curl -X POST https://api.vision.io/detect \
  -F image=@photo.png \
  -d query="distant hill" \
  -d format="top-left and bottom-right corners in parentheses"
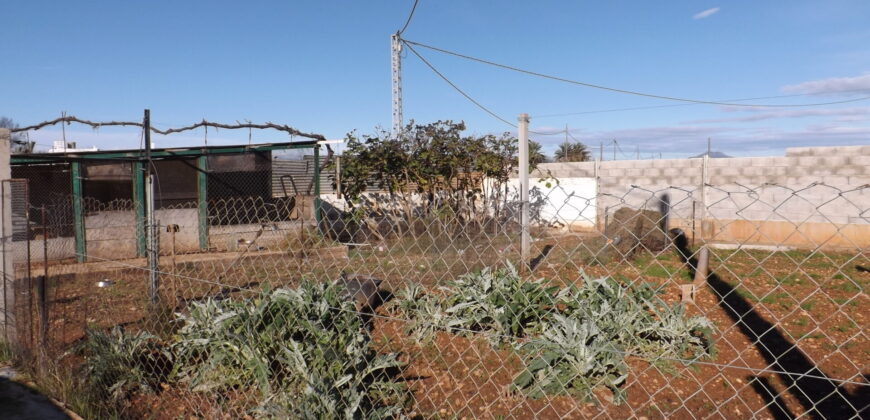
top-left (690, 151), bottom-right (732, 158)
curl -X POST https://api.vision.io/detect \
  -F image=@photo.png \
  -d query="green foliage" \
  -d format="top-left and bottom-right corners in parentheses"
top-left (438, 263), bottom-right (559, 344)
top-left (391, 263), bottom-right (559, 344)
top-left (392, 282), bottom-right (445, 343)
top-left (172, 281), bottom-right (408, 418)
top-left (337, 121), bottom-right (539, 202)
top-left (556, 277), bottom-right (715, 360)
top-left (391, 264), bottom-right (715, 405)
top-left (513, 315), bottom-right (629, 403)
top-left (553, 141), bottom-right (591, 162)
top-left (0, 340), bottom-right (14, 364)
top-left (528, 140), bottom-right (548, 165)
top-left (80, 281), bottom-right (408, 418)
top-left (333, 121), bottom-right (544, 233)
top-left (78, 327), bottom-right (172, 402)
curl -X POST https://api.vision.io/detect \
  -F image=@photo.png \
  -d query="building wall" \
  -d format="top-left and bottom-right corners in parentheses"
top-left (528, 145), bottom-right (870, 249)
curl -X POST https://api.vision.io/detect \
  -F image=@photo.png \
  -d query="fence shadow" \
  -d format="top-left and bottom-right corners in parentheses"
top-left (670, 228), bottom-right (867, 419)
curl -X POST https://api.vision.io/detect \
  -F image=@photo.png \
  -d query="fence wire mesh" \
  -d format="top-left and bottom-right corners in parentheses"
top-left (4, 160), bottom-right (868, 419)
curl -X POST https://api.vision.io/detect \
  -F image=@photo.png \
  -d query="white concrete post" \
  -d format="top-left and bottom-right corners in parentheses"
top-left (518, 114), bottom-right (530, 266)
top-left (700, 152), bottom-right (709, 239)
top-left (0, 129), bottom-right (14, 344)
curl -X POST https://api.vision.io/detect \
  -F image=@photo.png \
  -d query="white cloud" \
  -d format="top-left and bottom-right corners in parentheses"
top-left (524, 121), bottom-right (870, 157)
top-left (692, 7), bottom-right (720, 20)
top-left (686, 107), bottom-right (870, 124)
top-left (781, 73), bottom-right (870, 96)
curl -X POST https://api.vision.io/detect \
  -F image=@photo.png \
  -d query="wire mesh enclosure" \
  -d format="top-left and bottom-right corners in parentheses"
top-left (2, 142), bottom-right (868, 419)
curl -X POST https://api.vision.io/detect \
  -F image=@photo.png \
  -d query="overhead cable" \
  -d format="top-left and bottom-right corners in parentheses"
top-left (402, 38), bottom-right (870, 108)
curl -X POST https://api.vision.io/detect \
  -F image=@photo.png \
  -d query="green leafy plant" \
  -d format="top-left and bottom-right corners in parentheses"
top-left (391, 264), bottom-right (715, 405)
top-left (333, 121), bottom-right (545, 237)
top-left (438, 263), bottom-right (559, 344)
top-left (172, 281), bottom-right (408, 418)
top-left (392, 281), bottom-right (445, 343)
top-left (513, 315), bottom-right (629, 403)
top-left (78, 327), bottom-right (172, 402)
top-left (557, 277), bottom-right (714, 360)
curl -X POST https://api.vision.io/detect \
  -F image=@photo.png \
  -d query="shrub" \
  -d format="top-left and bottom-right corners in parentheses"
top-left (437, 263), bottom-right (558, 344)
top-left (172, 281), bottom-right (408, 418)
top-left (80, 281), bottom-right (408, 418)
top-left (512, 315), bottom-right (629, 403)
top-left (391, 264), bottom-right (559, 345)
top-left (392, 264), bottom-right (715, 405)
top-left (556, 277), bottom-right (714, 360)
top-left (512, 276), bottom-right (715, 403)
top-left (78, 327), bottom-right (172, 402)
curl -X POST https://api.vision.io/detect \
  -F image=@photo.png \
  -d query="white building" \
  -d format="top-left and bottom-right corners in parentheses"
top-left (47, 141), bottom-right (99, 153)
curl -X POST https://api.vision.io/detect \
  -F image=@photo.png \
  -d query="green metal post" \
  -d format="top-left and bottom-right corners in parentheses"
top-left (133, 161), bottom-right (146, 257)
top-left (70, 162), bottom-right (86, 262)
top-left (197, 155), bottom-right (208, 250)
top-left (313, 145), bottom-right (322, 227)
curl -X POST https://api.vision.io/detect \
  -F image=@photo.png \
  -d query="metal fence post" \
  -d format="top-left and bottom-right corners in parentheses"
top-left (133, 160), bottom-right (146, 257)
top-left (70, 161), bottom-right (86, 262)
top-left (313, 144), bottom-right (322, 227)
top-left (197, 155), bottom-right (209, 250)
top-left (38, 205), bottom-right (47, 368)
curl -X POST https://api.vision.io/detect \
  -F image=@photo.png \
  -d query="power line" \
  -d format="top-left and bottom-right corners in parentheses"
top-left (401, 38), bottom-right (870, 108)
top-left (398, 0), bottom-right (420, 35)
top-left (404, 41), bottom-right (567, 136)
top-left (532, 90), bottom-right (870, 118)
top-left (403, 41), bottom-right (516, 127)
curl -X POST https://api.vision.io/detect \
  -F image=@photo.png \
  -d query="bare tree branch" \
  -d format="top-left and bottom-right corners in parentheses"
top-left (12, 116), bottom-right (144, 132)
top-left (156, 119), bottom-right (325, 140)
top-left (11, 115), bottom-right (326, 141)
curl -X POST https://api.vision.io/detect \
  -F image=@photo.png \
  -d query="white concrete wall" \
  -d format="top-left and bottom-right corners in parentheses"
top-left (506, 177), bottom-right (598, 230)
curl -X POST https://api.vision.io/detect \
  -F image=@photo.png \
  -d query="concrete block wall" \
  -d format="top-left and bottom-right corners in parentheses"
top-left (528, 144), bottom-right (870, 248)
top-left (535, 158), bottom-right (704, 230)
top-left (82, 208), bottom-right (202, 260)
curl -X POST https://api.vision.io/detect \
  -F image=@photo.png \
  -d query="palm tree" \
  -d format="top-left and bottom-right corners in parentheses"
top-left (529, 140), bottom-right (548, 166)
top-left (554, 141), bottom-right (591, 162)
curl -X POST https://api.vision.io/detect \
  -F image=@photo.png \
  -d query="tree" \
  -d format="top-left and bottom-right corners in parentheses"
top-left (332, 121), bottom-right (542, 235)
top-left (528, 140), bottom-right (548, 166)
top-left (0, 117), bottom-right (35, 153)
top-left (554, 141), bottom-right (591, 162)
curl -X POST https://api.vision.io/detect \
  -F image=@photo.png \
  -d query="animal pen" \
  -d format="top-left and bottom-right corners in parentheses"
top-left (0, 124), bottom-right (868, 419)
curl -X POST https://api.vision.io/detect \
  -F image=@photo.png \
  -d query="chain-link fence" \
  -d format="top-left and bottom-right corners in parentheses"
top-left (3, 161), bottom-right (868, 418)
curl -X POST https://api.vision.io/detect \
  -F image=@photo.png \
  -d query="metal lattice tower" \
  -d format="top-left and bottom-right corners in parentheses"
top-left (391, 33), bottom-right (403, 136)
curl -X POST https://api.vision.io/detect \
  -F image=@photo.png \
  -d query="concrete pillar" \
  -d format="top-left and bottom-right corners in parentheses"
top-left (518, 114), bottom-right (530, 265)
top-left (0, 129), bottom-right (15, 344)
top-left (700, 154), bottom-right (711, 239)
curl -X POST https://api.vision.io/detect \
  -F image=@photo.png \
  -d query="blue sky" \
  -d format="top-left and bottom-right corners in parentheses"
top-left (1, 1), bottom-right (868, 158)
